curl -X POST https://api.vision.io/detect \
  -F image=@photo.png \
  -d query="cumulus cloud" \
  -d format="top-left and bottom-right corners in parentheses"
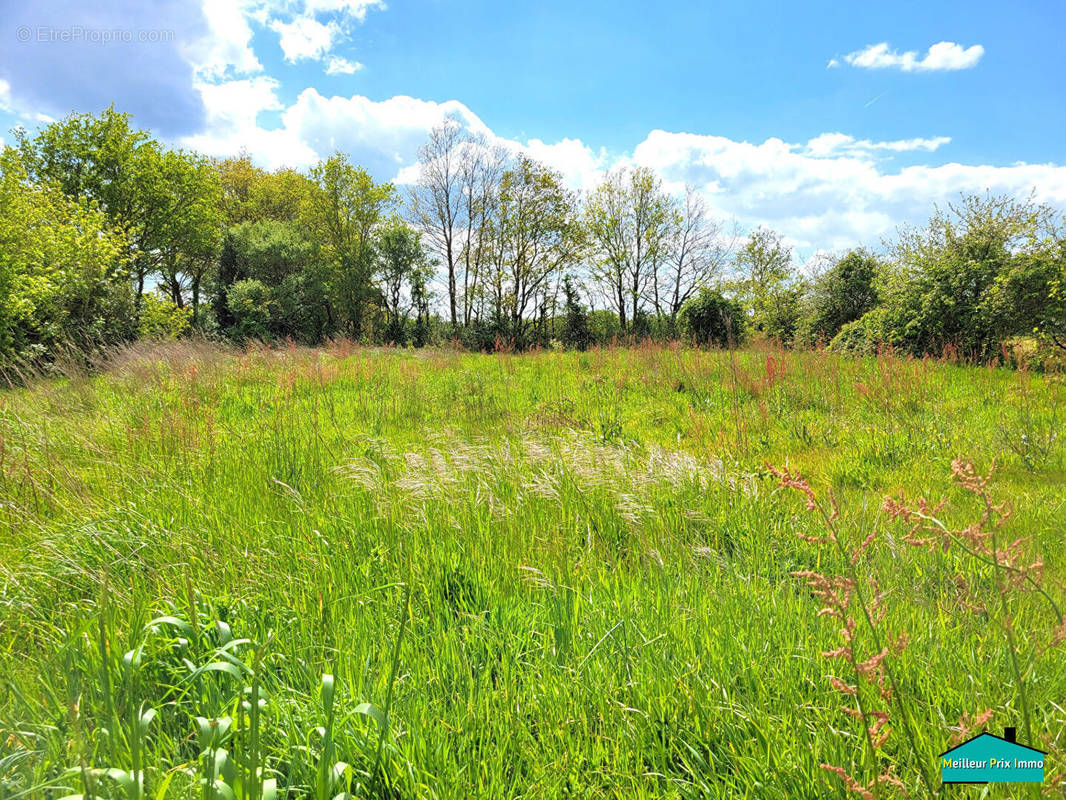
top-left (187, 0), bottom-right (263, 79)
top-left (633, 130), bottom-right (1066, 249)
top-left (833, 41), bottom-right (985, 72)
top-left (325, 56), bottom-right (363, 74)
top-left (182, 89), bottom-right (490, 173)
top-left (271, 16), bottom-right (339, 62)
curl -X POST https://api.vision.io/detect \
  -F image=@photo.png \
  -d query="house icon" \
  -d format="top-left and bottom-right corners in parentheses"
top-left (940, 728), bottom-right (1046, 784)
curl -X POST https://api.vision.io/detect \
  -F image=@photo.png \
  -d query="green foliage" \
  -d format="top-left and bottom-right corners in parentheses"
top-left (585, 166), bottom-right (673, 330)
top-left (732, 227), bottom-right (804, 343)
top-left (679, 287), bottom-right (747, 347)
top-left (137, 294), bottom-right (193, 341)
top-left (375, 219), bottom-right (430, 345)
top-left (0, 145), bottom-right (134, 362)
top-left (560, 274), bottom-right (590, 350)
top-left (835, 194), bottom-right (1062, 359)
top-left (304, 153), bottom-right (396, 339)
top-left (797, 250), bottom-right (880, 346)
top-left (227, 279), bottom-right (275, 341)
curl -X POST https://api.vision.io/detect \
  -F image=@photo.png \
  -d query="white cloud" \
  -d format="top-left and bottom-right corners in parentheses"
top-left (271, 16), bottom-right (340, 62)
top-left (835, 41), bottom-right (984, 72)
top-left (325, 56), bottom-right (363, 74)
top-left (187, 0), bottom-right (263, 79)
top-left (804, 132), bottom-right (951, 157)
top-left (0, 78), bottom-right (11, 112)
top-left (515, 138), bottom-right (609, 191)
top-left (633, 130), bottom-right (1066, 249)
top-left (177, 78), bottom-right (1066, 253)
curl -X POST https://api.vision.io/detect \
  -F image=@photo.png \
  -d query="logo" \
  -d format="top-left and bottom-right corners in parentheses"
top-left (940, 728), bottom-right (1045, 785)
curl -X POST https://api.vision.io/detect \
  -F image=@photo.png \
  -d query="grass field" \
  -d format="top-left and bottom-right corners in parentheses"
top-left (1, 341), bottom-right (1064, 798)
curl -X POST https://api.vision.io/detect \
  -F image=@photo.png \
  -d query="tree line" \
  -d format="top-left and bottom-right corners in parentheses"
top-left (1, 108), bottom-right (1064, 368)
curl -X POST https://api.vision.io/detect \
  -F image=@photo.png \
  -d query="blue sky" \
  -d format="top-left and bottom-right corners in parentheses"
top-left (1, 0), bottom-right (1064, 253)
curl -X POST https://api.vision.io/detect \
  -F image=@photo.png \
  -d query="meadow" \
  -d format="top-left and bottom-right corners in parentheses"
top-left (0, 342), bottom-right (1064, 798)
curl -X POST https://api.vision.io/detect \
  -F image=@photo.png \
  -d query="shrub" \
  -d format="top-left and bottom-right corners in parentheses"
top-left (227, 279), bottom-right (274, 341)
top-left (138, 294), bottom-right (192, 340)
top-left (679, 288), bottom-right (746, 347)
top-left (559, 275), bottom-right (590, 350)
top-left (798, 250), bottom-right (880, 347)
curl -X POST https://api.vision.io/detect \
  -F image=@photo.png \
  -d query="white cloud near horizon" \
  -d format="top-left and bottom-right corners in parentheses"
top-left (831, 41), bottom-right (985, 72)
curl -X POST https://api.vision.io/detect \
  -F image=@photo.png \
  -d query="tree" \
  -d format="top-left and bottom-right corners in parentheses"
top-left (375, 219), bottom-right (430, 344)
top-left (153, 149), bottom-right (223, 323)
top-left (410, 121), bottom-right (465, 327)
top-left (797, 249), bottom-right (880, 346)
top-left (16, 108), bottom-right (174, 299)
top-left (484, 156), bottom-right (582, 346)
top-left (585, 166), bottom-right (673, 330)
top-left (836, 194), bottom-right (1057, 359)
top-left (560, 274), bottom-right (590, 350)
top-left (227, 279), bottom-right (274, 341)
top-left (457, 135), bottom-right (508, 327)
top-left (657, 187), bottom-right (736, 321)
top-left (733, 227), bottom-right (804, 342)
top-left (0, 146), bottom-right (134, 361)
top-left (304, 153), bottom-right (396, 338)
top-left (213, 231), bottom-right (241, 334)
top-left (215, 154), bottom-right (313, 226)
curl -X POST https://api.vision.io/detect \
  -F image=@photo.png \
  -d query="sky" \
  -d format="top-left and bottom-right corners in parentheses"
top-left (1, 0), bottom-right (1065, 255)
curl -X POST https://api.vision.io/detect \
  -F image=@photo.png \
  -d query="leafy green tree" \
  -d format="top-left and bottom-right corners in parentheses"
top-left (484, 156), bottom-right (582, 346)
top-left (153, 150), bottom-right (224, 323)
top-left (304, 154), bottom-right (396, 338)
top-left (227, 279), bottom-right (274, 341)
top-left (560, 274), bottom-right (590, 350)
top-left (834, 194), bottom-right (1059, 359)
top-left (797, 250), bottom-right (880, 346)
top-left (985, 236), bottom-right (1066, 353)
top-left (375, 219), bottom-right (430, 344)
top-left (16, 108), bottom-right (170, 299)
top-left (138, 293), bottom-right (192, 340)
top-left (218, 220), bottom-right (329, 343)
top-left (585, 166), bottom-right (673, 330)
top-left (0, 146), bottom-right (134, 362)
top-left (215, 154), bottom-right (313, 226)
top-left (212, 231), bottom-right (241, 334)
top-left (732, 227), bottom-right (804, 342)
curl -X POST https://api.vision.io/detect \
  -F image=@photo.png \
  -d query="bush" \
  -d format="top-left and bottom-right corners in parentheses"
top-left (138, 294), bottom-right (192, 340)
top-left (679, 288), bottom-right (747, 347)
top-left (559, 275), bottom-right (590, 351)
top-left (227, 279), bottom-right (274, 341)
top-left (798, 250), bottom-right (880, 347)
top-left (864, 194), bottom-right (1060, 360)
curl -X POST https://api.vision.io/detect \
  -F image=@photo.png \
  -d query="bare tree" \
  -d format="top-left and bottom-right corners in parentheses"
top-left (457, 134), bottom-right (510, 326)
top-left (409, 120), bottom-right (464, 327)
top-left (655, 187), bottom-right (738, 319)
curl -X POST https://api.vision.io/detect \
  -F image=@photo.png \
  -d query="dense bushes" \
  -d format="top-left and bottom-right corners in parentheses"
top-left (0, 148), bottom-right (136, 361)
top-left (679, 288), bottom-right (747, 347)
top-left (797, 250), bottom-right (879, 346)
top-left (828, 196), bottom-right (1065, 360)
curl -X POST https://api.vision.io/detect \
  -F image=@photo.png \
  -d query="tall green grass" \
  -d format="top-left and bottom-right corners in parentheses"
top-left (0, 341), bottom-right (1063, 797)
